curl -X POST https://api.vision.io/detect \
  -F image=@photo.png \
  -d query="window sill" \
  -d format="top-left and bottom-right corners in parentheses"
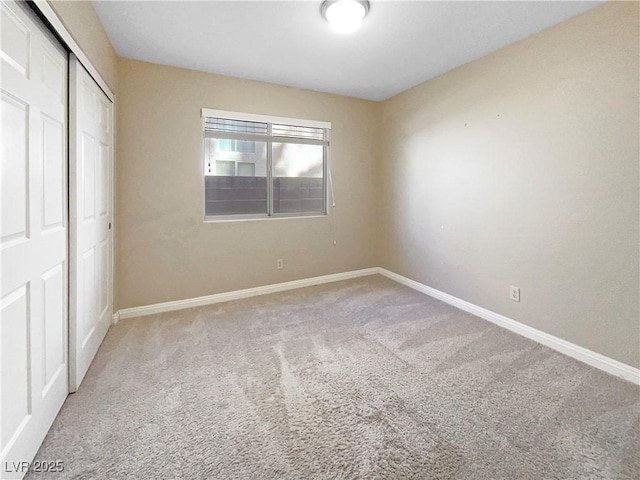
top-left (204, 213), bottom-right (328, 224)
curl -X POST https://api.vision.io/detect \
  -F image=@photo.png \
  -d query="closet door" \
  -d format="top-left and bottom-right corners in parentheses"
top-left (69, 55), bottom-right (113, 392)
top-left (0, 1), bottom-right (69, 477)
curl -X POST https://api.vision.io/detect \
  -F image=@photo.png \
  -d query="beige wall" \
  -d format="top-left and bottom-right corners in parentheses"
top-left (112, 3), bottom-right (638, 368)
top-left (379, 2), bottom-right (640, 368)
top-left (116, 58), bottom-right (379, 309)
top-left (48, 0), bottom-right (118, 92)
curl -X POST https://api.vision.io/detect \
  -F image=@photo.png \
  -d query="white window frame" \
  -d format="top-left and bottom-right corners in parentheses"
top-left (201, 108), bottom-right (332, 222)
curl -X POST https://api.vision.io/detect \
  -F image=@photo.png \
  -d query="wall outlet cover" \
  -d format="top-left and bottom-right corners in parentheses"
top-left (510, 286), bottom-right (520, 302)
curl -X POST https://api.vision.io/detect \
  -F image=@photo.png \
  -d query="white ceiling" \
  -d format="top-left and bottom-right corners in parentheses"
top-left (93, 1), bottom-right (603, 101)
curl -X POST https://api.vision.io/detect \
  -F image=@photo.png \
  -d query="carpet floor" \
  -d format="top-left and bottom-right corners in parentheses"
top-left (28, 275), bottom-right (639, 479)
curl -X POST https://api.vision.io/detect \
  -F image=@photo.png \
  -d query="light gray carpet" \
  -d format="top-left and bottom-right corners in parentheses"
top-left (29, 276), bottom-right (639, 479)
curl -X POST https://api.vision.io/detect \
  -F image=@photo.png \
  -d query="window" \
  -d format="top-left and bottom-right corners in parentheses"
top-left (216, 138), bottom-right (256, 154)
top-left (202, 109), bottom-right (331, 219)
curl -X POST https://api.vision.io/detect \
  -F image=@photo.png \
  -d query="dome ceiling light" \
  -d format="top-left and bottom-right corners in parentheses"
top-left (321, 0), bottom-right (370, 34)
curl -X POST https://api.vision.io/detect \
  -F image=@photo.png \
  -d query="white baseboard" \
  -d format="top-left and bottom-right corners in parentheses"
top-left (117, 268), bottom-right (379, 320)
top-left (377, 268), bottom-right (640, 385)
top-left (111, 311), bottom-right (120, 325)
top-left (112, 266), bottom-right (639, 385)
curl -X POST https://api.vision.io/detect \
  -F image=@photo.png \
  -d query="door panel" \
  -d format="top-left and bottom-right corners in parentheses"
top-left (0, 3), bottom-right (29, 75)
top-left (99, 143), bottom-right (109, 216)
top-left (81, 248), bottom-right (96, 346)
top-left (40, 45), bottom-right (65, 102)
top-left (0, 285), bottom-right (30, 450)
top-left (98, 239), bottom-right (109, 317)
top-left (0, 2), bottom-right (68, 478)
top-left (41, 115), bottom-right (65, 229)
top-left (0, 91), bottom-right (28, 243)
top-left (42, 262), bottom-right (65, 390)
top-left (69, 56), bottom-right (113, 392)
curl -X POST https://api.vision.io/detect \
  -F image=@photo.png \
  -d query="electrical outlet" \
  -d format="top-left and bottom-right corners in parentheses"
top-left (510, 286), bottom-right (520, 302)
top-left (277, 258), bottom-right (284, 270)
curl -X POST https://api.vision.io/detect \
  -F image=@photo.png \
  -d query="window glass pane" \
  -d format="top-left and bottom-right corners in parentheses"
top-left (216, 138), bottom-right (234, 152)
top-left (237, 162), bottom-right (256, 177)
top-left (215, 160), bottom-right (234, 176)
top-left (204, 138), bottom-right (268, 216)
top-left (272, 143), bottom-right (324, 214)
top-left (215, 139), bottom-right (256, 154)
top-left (237, 140), bottom-right (256, 154)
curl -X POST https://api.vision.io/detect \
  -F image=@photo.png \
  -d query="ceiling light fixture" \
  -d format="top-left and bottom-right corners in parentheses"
top-left (321, 0), bottom-right (370, 34)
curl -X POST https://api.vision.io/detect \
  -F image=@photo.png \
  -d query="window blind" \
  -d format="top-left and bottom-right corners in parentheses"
top-left (272, 124), bottom-right (325, 141)
top-left (202, 108), bottom-right (330, 145)
top-left (204, 117), bottom-right (268, 135)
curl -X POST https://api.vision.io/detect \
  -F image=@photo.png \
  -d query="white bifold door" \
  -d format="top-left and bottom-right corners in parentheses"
top-left (1, 1), bottom-right (69, 476)
top-left (69, 55), bottom-right (113, 392)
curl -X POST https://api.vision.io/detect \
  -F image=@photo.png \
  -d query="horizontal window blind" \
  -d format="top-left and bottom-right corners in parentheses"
top-left (202, 109), bottom-right (330, 145)
top-left (272, 124), bottom-right (325, 141)
top-left (204, 117), bottom-right (268, 135)
top-left (204, 119), bottom-right (329, 146)
top-left (202, 108), bottom-right (330, 129)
